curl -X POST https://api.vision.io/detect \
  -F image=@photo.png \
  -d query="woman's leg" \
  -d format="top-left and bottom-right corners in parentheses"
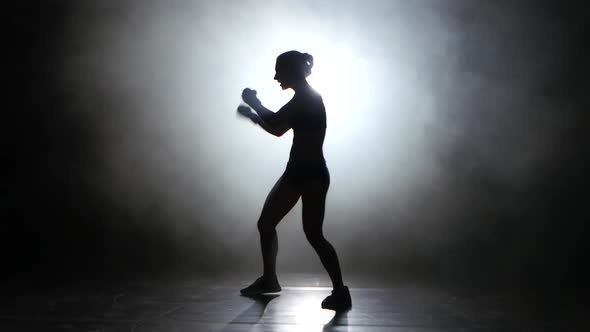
top-left (257, 174), bottom-right (300, 279)
top-left (301, 178), bottom-right (345, 290)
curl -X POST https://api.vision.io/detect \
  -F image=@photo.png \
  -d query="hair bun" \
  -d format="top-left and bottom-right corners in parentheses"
top-left (303, 53), bottom-right (314, 68)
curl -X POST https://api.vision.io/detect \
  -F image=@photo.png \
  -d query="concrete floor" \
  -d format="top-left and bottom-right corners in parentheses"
top-left (0, 273), bottom-right (586, 331)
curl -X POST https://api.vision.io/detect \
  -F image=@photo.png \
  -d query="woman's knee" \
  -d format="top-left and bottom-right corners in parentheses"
top-left (304, 228), bottom-right (325, 246)
top-left (257, 219), bottom-right (276, 234)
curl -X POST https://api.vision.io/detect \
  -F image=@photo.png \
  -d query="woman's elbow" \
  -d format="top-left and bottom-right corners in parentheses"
top-left (272, 127), bottom-right (289, 137)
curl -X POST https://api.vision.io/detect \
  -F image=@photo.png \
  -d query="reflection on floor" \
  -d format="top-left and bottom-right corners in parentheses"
top-left (0, 273), bottom-right (586, 331)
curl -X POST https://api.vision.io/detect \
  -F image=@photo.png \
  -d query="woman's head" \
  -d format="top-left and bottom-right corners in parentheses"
top-left (274, 51), bottom-right (313, 90)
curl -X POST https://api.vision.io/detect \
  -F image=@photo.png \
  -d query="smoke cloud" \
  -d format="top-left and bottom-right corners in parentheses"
top-left (8, 1), bottom-right (588, 286)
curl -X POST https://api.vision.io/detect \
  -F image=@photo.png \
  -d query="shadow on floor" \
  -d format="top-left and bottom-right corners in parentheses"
top-left (222, 293), bottom-right (350, 331)
top-left (323, 309), bottom-right (350, 332)
top-left (222, 294), bottom-right (280, 331)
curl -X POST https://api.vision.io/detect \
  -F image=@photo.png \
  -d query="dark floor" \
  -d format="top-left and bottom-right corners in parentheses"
top-left (0, 273), bottom-right (587, 331)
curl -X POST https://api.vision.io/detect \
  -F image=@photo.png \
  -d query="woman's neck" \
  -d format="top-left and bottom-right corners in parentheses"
top-left (292, 80), bottom-right (310, 93)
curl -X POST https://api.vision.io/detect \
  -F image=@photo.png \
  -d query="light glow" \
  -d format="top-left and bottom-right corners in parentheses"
top-left (246, 21), bottom-right (371, 144)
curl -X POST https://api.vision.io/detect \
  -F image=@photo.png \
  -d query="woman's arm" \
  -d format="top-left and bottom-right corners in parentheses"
top-left (240, 88), bottom-right (291, 136)
top-left (237, 105), bottom-right (289, 137)
top-left (248, 102), bottom-right (275, 122)
top-left (251, 112), bottom-right (290, 137)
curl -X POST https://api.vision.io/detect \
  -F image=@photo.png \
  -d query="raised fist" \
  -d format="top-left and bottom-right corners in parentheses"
top-left (241, 88), bottom-right (260, 107)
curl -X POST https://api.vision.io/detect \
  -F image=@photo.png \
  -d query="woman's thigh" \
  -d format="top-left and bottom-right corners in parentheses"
top-left (301, 178), bottom-right (329, 234)
top-left (258, 174), bottom-right (301, 229)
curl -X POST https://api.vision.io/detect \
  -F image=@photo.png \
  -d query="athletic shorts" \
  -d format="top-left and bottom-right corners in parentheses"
top-left (282, 164), bottom-right (330, 190)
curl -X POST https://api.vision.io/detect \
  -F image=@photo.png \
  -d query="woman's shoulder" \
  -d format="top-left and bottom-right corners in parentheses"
top-left (295, 88), bottom-right (324, 106)
top-left (306, 86), bottom-right (323, 100)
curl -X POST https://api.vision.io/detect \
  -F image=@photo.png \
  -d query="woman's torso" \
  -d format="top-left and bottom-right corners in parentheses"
top-left (283, 88), bottom-right (327, 170)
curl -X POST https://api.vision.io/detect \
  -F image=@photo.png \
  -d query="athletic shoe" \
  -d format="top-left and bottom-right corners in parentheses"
top-left (321, 286), bottom-right (352, 311)
top-left (240, 276), bottom-right (282, 296)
